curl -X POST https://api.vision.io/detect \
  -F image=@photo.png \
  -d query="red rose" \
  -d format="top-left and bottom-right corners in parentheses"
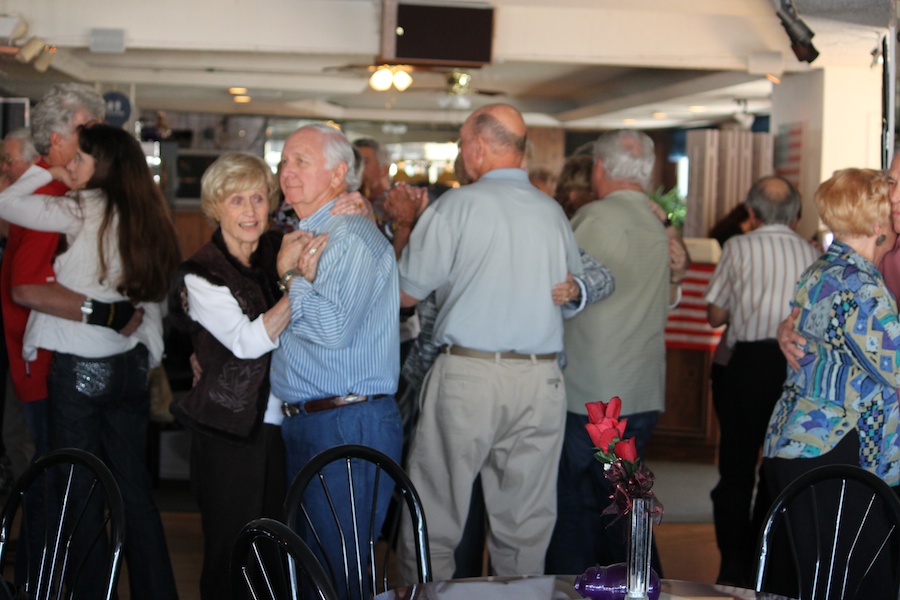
top-left (613, 438), bottom-right (638, 462)
top-left (585, 418), bottom-right (627, 449)
top-left (606, 396), bottom-right (622, 420)
top-left (585, 396), bottom-right (623, 424)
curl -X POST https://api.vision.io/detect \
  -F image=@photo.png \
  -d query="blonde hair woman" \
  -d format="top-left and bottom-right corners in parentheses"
top-left (169, 151), bottom-right (326, 600)
top-left (763, 168), bottom-right (900, 599)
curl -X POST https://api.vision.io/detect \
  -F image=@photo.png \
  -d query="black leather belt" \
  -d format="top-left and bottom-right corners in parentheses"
top-left (281, 394), bottom-right (387, 417)
top-left (441, 345), bottom-right (557, 362)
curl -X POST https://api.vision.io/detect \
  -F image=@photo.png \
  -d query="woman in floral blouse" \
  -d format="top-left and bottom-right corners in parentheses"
top-left (765, 168), bottom-right (900, 485)
top-left (763, 168), bottom-right (900, 598)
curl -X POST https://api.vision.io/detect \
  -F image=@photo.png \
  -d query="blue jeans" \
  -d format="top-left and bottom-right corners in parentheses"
top-left (545, 410), bottom-right (662, 576)
top-left (50, 345), bottom-right (178, 600)
top-left (282, 395), bottom-right (402, 600)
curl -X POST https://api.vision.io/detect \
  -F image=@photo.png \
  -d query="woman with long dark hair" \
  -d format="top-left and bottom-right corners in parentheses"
top-left (0, 123), bottom-right (180, 599)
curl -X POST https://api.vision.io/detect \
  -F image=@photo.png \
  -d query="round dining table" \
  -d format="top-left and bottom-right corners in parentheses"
top-left (374, 575), bottom-right (758, 600)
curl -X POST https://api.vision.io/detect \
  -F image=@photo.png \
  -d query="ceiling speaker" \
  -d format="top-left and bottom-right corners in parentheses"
top-left (90, 28), bottom-right (126, 54)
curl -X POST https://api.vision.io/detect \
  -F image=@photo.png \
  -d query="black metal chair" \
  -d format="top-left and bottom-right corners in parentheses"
top-left (231, 517), bottom-right (339, 600)
top-left (0, 448), bottom-right (125, 600)
top-left (755, 464), bottom-right (900, 600)
top-left (283, 444), bottom-right (431, 600)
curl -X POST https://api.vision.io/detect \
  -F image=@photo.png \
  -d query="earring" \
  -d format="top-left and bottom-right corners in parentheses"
top-left (876, 234), bottom-right (887, 246)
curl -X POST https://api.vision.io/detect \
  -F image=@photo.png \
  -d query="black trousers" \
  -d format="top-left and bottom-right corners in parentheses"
top-left (710, 340), bottom-right (784, 585)
top-left (762, 432), bottom-right (900, 599)
top-left (191, 423), bottom-right (286, 600)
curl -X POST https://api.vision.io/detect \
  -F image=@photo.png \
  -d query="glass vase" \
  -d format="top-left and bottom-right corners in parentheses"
top-left (626, 497), bottom-right (652, 600)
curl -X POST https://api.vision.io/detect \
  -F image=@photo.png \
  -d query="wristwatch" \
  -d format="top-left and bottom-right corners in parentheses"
top-left (80, 298), bottom-right (94, 323)
top-left (278, 269), bottom-right (302, 292)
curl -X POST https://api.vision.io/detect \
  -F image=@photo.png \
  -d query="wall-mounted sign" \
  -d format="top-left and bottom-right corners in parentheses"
top-left (103, 91), bottom-right (131, 127)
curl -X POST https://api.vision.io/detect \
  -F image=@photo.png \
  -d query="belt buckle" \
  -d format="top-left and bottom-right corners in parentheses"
top-left (342, 394), bottom-right (365, 404)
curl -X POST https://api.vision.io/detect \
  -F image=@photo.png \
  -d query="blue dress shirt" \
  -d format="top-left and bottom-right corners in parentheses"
top-left (270, 199), bottom-right (400, 403)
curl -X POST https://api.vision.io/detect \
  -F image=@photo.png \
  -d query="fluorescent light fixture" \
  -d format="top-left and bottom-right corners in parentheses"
top-left (229, 87), bottom-right (248, 95)
top-left (233, 95), bottom-right (251, 103)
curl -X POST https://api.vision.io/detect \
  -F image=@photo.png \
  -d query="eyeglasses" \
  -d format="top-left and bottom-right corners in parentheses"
top-left (0, 155), bottom-right (23, 166)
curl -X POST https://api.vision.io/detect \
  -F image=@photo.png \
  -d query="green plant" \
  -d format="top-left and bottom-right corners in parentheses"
top-left (649, 185), bottom-right (686, 230)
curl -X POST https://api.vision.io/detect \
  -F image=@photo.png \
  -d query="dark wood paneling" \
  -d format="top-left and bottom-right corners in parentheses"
top-left (646, 348), bottom-right (719, 464)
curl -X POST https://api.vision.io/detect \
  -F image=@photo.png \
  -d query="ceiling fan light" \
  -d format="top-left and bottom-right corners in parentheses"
top-left (369, 67), bottom-right (393, 92)
top-left (392, 69), bottom-right (413, 92)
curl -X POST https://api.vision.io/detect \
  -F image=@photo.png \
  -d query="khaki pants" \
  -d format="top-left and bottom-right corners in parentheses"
top-left (398, 352), bottom-right (566, 581)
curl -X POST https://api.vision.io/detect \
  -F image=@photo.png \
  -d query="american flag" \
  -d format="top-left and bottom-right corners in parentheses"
top-left (665, 263), bottom-right (724, 351)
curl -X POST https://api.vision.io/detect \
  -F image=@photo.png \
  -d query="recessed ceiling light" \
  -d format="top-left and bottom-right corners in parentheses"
top-left (689, 105), bottom-right (707, 113)
top-left (652, 112), bottom-right (667, 119)
top-left (229, 87), bottom-right (248, 95)
top-left (623, 118), bottom-right (637, 125)
top-left (233, 95), bottom-right (251, 103)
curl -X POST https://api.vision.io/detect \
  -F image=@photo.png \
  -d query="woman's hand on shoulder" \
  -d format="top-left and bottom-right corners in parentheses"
top-left (332, 192), bottom-right (375, 225)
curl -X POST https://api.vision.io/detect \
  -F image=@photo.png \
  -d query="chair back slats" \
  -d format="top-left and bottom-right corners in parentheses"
top-left (284, 444), bottom-right (432, 600)
top-left (755, 464), bottom-right (900, 600)
top-left (231, 517), bottom-right (339, 600)
top-left (0, 448), bottom-right (125, 600)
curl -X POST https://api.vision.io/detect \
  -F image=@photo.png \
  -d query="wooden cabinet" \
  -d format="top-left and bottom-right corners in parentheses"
top-left (646, 348), bottom-right (718, 464)
top-left (646, 257), bottom-right (723, 465)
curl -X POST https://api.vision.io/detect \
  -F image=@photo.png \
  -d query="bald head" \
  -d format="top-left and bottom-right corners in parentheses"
top-left (745, 175), bottom-right (801, 226)
top-left (458, 103), bottom-right (527, 181)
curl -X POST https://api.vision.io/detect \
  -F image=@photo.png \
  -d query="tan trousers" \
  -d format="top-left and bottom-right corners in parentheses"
top-left (398, 352), bottom-right (566, 581)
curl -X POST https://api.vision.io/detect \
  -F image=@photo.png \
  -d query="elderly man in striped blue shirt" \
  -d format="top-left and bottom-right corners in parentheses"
top-left (270, 123), bottom-right (402, 591)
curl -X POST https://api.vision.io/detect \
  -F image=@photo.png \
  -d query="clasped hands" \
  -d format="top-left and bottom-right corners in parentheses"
top-left (275, 191), bottom-right (376, 283)
top-left (384, 183), bottom-right (429, 226)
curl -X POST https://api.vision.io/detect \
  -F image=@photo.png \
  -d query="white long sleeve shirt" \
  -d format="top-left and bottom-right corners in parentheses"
top-left (0, 165), bottom-right (165, 366)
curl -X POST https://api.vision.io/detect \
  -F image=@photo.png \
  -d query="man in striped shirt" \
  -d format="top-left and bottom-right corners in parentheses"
top-left (270, 123), bottom-right (403, 590)
top-left (704, 175), bottom-right (819, 587)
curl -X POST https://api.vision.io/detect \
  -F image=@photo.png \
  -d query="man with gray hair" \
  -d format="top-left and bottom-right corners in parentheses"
top-left (703, 175), bottom-right (818, 586)
top-left (546, 129), bottom-right (671, 575)
top-left (0, 126), bottom-right (39, 502)
top-left (0, 128), bottom-right (39, 187)
top-left (272, 123), bottom-right (402, 594)
top-left (353, 137), bottom-right (392, 206)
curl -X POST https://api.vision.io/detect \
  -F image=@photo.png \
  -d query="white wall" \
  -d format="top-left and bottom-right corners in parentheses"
top-left (770, 66), bottom-right (881, 239)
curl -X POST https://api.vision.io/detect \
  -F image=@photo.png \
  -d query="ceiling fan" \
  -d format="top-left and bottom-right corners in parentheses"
top-left (327, 62), bottom-right (503, 101)
top-left (396, 69), bottom-right (505, 110)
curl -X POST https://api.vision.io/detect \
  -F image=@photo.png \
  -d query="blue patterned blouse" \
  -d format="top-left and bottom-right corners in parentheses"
top-left (764, 240), bottom-right (900, 486)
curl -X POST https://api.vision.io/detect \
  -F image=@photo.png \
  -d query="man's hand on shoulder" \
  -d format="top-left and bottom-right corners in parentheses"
top-left (778, 306), bottom-right (806, 371)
